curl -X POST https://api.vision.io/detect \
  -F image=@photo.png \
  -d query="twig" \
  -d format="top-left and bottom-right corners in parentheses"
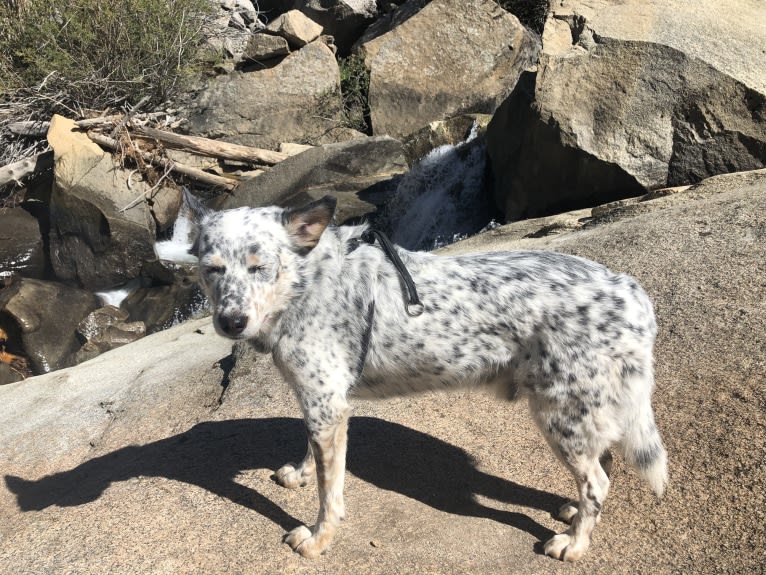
top-left (88, 131), bottom-right (237, 190)
top-left (119, 161), bottom-right (175, 212)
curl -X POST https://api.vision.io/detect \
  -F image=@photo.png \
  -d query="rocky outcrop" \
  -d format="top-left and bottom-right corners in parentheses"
top-left (187, 41), bottom-right (350, 150)
top-left (0, 207), bottom-right (46, 280)
top-left (221, 136), bottom-right (408, 223)
top-left (46, 115), bottom-right (160, 290)
top-left (487, 0), bottom-right (766, 220)
top-left (356, 0), bottom-right (540, 139)
top-left (1, 171), bottom-right (764, 574)
top-left (0, 277), bottom-right (101, 374)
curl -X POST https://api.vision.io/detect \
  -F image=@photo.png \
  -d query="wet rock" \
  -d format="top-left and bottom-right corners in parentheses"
top-left (402, 114), bottom-right (491, 166)
top-left (73, 306), bottom-right (146, 364)
top-left (122, 261), bottom-right (206, 334)
top-left (0, 277), bottom-right (101, 374)
top-left (0, 207), bottom-right (46, 280)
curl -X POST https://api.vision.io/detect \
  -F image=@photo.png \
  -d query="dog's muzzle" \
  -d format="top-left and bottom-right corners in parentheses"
top-left (217, 313), bottom-right (249, 338)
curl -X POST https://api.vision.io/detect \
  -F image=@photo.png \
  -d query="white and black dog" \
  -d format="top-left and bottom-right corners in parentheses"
top-left (184, 191), bottom-right (667, 561)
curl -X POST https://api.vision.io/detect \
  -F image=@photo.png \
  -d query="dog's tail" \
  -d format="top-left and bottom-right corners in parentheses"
top-left (621, 400), bottom-right (668, 498)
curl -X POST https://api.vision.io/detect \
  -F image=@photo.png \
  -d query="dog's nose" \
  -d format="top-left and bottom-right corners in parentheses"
top-left (219, 313), bottom-right (248, 337)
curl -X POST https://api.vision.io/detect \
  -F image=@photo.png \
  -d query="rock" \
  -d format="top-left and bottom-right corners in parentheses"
top-left (295, 0), bottom-right (378, 55)
top-left (0, 277), bottom-right (101, 374)
top-left (73, 306), bottom-right (146, 364)
top-left (121, 261), bottom-right (206, 334)
top-left (278, 142), bottom-right (314, 156)
top-left (220, 136), bottom-right (408, 223)
top-left (188, 41), bottom-right (348, 150)
top-left (1, 172), bottom-right (765, 574)
top-left (265, 10), bottom-right (323, 49)
top-left (356, 0), bottom-right (540, 139)
top-left (486, 0), bottom-right (766, 220)
top-left (242, 33), bottom-right (290, 61)
top-left (0, 207), bottom-right (46, 280)
top-left (47, 115), bottom-right (158, 290)
top-left (401, 114), bottom-right (492, 166)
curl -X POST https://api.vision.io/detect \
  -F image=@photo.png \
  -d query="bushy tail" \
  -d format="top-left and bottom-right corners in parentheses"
top-left (621, 405), bottom-right (668, 497)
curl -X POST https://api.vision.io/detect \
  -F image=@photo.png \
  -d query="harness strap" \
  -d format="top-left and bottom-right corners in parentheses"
top-left (360, 229), bottom-right (424, 317)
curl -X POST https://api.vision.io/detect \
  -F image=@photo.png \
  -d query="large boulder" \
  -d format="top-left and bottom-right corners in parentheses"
top-left (46, 115), bottom-right (161, 290)
top-left (0, 277), bottom-right (101, 374)
top-left (187, 41), bottom-right (351, 150)
top-left (220, 136), bottom-right (409, 223)
top-left (0, 207), bottom-right (46, 280)
top-left (1, 171), bottom-right (764, 573)
top-left (487, 0), bottom-right (766, 220)
top-left (356, 0), bottom-right (540, 139)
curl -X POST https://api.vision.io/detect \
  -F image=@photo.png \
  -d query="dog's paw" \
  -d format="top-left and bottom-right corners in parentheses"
top-left (544, 531), bottom-right (589, 562)
top-left (284, 525), bottom-right (331, 558)
top-left (274, 463), bottom-right (311, 489)
top-left (557, 500), bottom-right (579, 524)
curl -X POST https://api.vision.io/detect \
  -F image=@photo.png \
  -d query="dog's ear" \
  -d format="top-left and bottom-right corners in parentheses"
top-left (180, 187), bottom-right (210, 257)
top-left (282, 195), bottom-right (337, 251)
top-left (181, 187), bottom-right (210, 224)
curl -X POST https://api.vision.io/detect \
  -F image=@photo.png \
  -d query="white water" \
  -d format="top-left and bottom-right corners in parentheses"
top-left (96, 278), bottom-right (143, 307)
top-left (155, 206), bottom-right (198, 264)
top-left (384, 123), bottom-right (495, 251)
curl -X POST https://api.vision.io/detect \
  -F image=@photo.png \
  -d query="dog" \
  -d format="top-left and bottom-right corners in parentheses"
top-left (183, 191), bottom-right (667, 562)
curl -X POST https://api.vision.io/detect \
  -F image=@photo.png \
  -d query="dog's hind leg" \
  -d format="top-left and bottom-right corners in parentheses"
top-left (274, 441), bottom-right (316, 488)
top-left (284, 398), bottom-right (351, 558)
top-left (556, 450), bottom-right (613, 523)
top-left (544, 451), bottom-right (610, 562)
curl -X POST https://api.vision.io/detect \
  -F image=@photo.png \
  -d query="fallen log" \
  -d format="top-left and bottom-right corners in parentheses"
top-left (87, 132), bottom-right (237, 191)
top-left (0, 151), bottom-right (54, 187)
top-left (132, 125), bottom-right (288, 166)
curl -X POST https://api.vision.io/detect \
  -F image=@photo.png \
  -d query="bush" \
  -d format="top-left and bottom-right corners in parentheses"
top-left (338, 53), bottom-right (371, 134)
top-left (0, 0), bottom-right (215, 114)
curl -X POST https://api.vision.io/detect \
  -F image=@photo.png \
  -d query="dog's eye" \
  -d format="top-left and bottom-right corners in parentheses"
top-left (247, 265), bottom-right (264, 275)
top-left (204, 265), bottom-right (226, 276)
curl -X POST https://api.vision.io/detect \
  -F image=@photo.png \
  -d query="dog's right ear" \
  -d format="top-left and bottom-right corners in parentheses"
top-left (282, 195), bottom-right (337, 251)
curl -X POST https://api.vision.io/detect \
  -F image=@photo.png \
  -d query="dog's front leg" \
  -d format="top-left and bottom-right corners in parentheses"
top-left (274, 441), bottom-right (316, 488)
top-left (284, 398), bottom-right (350, 558)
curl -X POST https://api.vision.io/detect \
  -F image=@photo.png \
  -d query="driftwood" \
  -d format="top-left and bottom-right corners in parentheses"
top-left (7, 113), bottom-right (171, 138)
top-left (87, 132), bottom-right (237, 191)
top-left (0, 151), bottom-right (54, 187)
top-left (132, 125), bottom-right (288, 166)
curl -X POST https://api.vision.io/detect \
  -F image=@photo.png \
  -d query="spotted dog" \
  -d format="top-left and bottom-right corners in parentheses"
top-left (184, 192), bottom-right (668, 562)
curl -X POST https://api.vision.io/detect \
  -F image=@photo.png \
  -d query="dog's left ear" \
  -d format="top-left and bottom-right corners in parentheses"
top-left (282, 195), bottom-right (337, 251)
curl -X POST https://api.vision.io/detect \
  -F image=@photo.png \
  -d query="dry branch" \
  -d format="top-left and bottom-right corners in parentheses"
top-left (0, 151), bottom-right (54, 187)
top-left (132, 125), bottom-right (288, 166)
top-left (87, 132), bottom-right (237, 190)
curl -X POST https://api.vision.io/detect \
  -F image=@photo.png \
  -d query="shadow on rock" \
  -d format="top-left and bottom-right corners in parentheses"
top-left (5, 417), bottom-right (563, 542)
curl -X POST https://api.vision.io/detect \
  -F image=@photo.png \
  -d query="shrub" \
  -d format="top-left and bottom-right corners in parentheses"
top-left (0, 0), bottom-right (215, 114)
top-left (338, 53), bottom-right (371, 134)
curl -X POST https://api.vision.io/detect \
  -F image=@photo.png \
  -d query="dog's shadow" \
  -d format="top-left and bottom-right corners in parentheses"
top-left (5, 417), bottom-right (564, 543)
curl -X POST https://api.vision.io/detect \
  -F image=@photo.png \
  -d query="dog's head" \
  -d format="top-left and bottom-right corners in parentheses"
top-left (183, 190), bottom-right (337, 343)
